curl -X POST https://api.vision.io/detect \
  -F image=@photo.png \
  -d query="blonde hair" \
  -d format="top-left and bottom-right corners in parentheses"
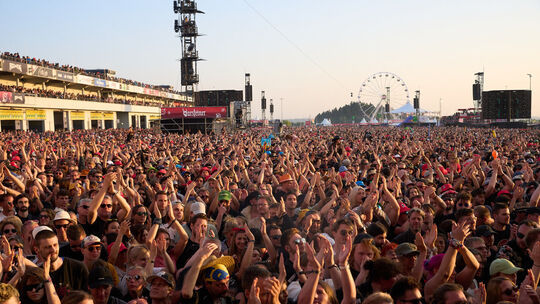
top-left (0, 283), bottom-right (19, 302)
top-left (362, 292), bottom-right (393, 304)
top-left (127, 245), bottom-right (149, 266)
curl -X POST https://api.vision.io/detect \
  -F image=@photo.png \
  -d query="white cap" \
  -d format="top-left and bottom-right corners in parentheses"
top-left (32, 226), bottom-right (54, 239)
top-left (82, 235), bottom-right (102, 248)
top-left (190, 201), bottom-right (206, 215)
top-left (53, 210), bottom-right (72, 222)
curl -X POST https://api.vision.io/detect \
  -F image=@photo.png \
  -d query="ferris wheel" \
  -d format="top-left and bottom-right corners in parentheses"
top-left (357, 72), bottom-right (410, 122)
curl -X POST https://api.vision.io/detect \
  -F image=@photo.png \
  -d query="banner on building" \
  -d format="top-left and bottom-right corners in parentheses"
top-left (93, 79), bottom-right (106, 87)
top-left (26, 110), bottom-right (46, 120)
top-left (103, 113), bottom-right (115, 120)
top-left (149, 114), bottom-right (161, 120)
top-left (56, 71), bottom-right (74, 81)
top-left (0, 109), bottom-right (24, 120)
top-left (76, 75), bottom-right (94, 85)
top-left (161, 107), bottom-right (227, 119)
top-left (71, 112), bottom-right (85, 120)
top-left (0, 92), bottom-right (25, 104)
top-left (26, 65), bottom-right (55, 78)
top-left (90, 112), bottom-right (104, 120)
top-left (2, 60), bottom-right (27, 74)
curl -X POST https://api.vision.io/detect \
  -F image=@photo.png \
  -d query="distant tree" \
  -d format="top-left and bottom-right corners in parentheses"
top-left (315, 102), bottom-right (374, 123)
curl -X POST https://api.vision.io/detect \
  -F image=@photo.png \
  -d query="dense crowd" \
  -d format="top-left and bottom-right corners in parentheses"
top-left (1, 52), bottom-right (181, 95)
top-left (0, 126), bottom-right (538, 304)
top-left (0, 84), bottom-right (163, 107)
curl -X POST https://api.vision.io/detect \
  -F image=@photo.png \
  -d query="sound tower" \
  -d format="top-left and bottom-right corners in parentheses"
top-left (473, 84), bottom-right (481, 100)
top-left (245, 73), bottom-right (252, 102)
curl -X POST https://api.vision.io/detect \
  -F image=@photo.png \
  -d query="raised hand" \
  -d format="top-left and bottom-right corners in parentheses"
top-left (336, 235), bottom-right (353, 266)
top-left (247, 278), bottom-right (262, 304)
top-left (451, 221), bottom-right (470, 243)
top-left (415, 232), bottom-right (427, 253)
top-left (424, 224), bottom-right (438, 250)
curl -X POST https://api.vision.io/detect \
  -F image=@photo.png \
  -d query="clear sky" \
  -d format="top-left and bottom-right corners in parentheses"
top-left (2, 0), bottom-right (539, 119)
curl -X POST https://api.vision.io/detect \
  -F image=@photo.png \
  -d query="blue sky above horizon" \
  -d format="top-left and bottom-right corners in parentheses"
top-left (2, 0), bottom-right (539, 119)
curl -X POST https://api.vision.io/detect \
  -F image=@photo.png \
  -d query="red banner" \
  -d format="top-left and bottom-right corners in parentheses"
top-left (161, 107), bottom-right (227, 119)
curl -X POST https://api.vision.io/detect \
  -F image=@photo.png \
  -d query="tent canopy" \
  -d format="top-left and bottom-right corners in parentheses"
top-left (390, 102), bottom-right (428, 114)
top-left (320, 118), bottom-right (332, 126)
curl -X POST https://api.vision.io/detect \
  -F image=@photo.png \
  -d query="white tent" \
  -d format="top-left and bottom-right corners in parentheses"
top-left (390, 102), bottom-right (428, 114)
top-left (321, 118), bottom-right (332, 126)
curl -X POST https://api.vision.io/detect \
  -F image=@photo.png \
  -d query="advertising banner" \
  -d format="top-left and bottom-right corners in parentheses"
top-left (107, 81), bottom-right (120, 90)
top-left (76, 75), bottom-right (94, 85)
top-left (0, 92), bottom-right (25, 104)
top-left (93, 79), bottom-right (106, 87)
top-left (90, 112), bottom-right (104, 120)
top-left (2, 60), bottom-right (27, 74)
top-left (161, 107), bottom-right (227, 119)
top-left (71, 112), bottom-right (85, 120)
top-left (26, 65), bottom-right (54, 78)
top-left (103, 113), bottom-right (115, 120)
top-left (26, 110), bottom-right (46, 120)
top-left (0, 110), bottom-right (24, 120)
top-left (149, 114), bottom-right (161, 120)
top-left (56, 71), bottom-right (74, 82)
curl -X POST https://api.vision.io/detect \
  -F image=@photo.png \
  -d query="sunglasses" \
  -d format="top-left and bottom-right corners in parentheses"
top-left (100, 204), bottom-right (112, 209)
top-left (502, 285), bottom-right (519, 296)
top-left (340, 230), bottom-right (353, 236)
top-left (86, 246), bottom-right (101, 252)
top-left (200, 195), bottom-right (209, 199)
top-left (127, 275), bottom-right (142, 281)
top-left (3, 229), bottom-right (17, 234)
top-left (25, 283), bottom-right (44, 292)
top-left (136, 212), bottom-right (148, 216)
top-left (294, 238), bottom-right (306, 245)
top-left (80, 205), bottom-right (90, 210)
top-left (39, 215), bottom-right (49, 219)
top-left (271, 235), bottom-right (282, 240)
top-left (55, 224), bottom-right (69, 229)
top-left (517, 232), bottom-right (525, 239)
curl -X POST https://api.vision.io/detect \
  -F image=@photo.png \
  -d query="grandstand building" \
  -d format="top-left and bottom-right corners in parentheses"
top-left (0, 52), bottom-right (192, 132)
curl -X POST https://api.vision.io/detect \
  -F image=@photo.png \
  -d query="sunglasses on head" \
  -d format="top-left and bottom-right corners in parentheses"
top-left (502, 285), bottom-right (519, 296)
top-left (3, 229), bottom-right (16, 234)
top-left (100, 204), bottom-right (112, 208)
top-left (24, 283), bottom-right (44, 292)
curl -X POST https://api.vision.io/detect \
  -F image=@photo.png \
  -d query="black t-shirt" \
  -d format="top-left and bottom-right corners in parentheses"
top-left (87, 217), bottom-right (108, 238)
top-left (493, 224), bottom-right (511, 247)
top-left (50, 257), bottom-right (89, 298)
top-left (176, 239), bottom-right (200, 270)
top-left (59, 243), bottom-right (84, 261)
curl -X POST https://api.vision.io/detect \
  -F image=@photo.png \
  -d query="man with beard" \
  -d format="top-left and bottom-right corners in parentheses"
top-left (32, 226), bottom-right (89, 298)
top-left (14, 194), bottom-right (34, 223)
top-left (393, 208), bottom-right (425, 244)
top-left (0, 194), bottom-right (15, 222)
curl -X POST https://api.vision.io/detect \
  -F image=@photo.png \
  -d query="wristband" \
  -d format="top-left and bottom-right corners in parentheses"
top-left (449, 238), bottom-right (463, 249)
top-left (43, 278), bottom-right (52, 283)
top-left (327, 264), bottom-right (339, 270)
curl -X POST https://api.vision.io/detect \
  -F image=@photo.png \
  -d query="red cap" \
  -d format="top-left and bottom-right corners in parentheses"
top-left (497, 190), bottom-right (511, 197)
top-left (114, 160), bottom-right (123, 166)
top-left (158, 169), bottom-right (167, 174)
top-left (11, 156), bottom-right (21, 162)
top-left (9, 161), bottom-right (18, 168)
top-left (399, 202), bottom-right (411, 214)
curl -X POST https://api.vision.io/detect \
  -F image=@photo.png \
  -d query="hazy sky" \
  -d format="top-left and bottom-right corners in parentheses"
top-left (2, 0), bottom-right (539, 119)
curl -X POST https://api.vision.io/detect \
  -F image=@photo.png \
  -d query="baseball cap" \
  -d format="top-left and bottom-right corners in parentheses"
top-left (476, 225), bottom-right (496, 237)
top-left (218, 190), bottom-right (232, 201)
top-left (89, 264), bottom-right (114, 288)
top-left (148, 271), bottom-right (175, 288)
top-left (395, 243), bottom-right (419, 257)
top-left (82, 235), bottom-right (102, 248)
top-left (32, 226), bottom-right (54, 239)
top-left (440, 184), bottom-right (456, 196)
top-left (338, 166), bottom-right (348, 173)
top-left (53, 210), bottom-right (72, 222)
top-left (279, 174), bottom-right (293, 184)
top-left (489, 258), bottom-right (523, 276)
top-left (355, 181), bottom-right (367, 188)
top-left (399, 202), bottom-right (411, 214)
top-left (497, 190), bottom-right (511, 197)
top-left (190, 201), bottom-right (206, 215)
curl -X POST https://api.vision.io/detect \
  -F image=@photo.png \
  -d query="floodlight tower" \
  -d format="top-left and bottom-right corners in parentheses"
top-left (174, 0), bottom-right (203, 94)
